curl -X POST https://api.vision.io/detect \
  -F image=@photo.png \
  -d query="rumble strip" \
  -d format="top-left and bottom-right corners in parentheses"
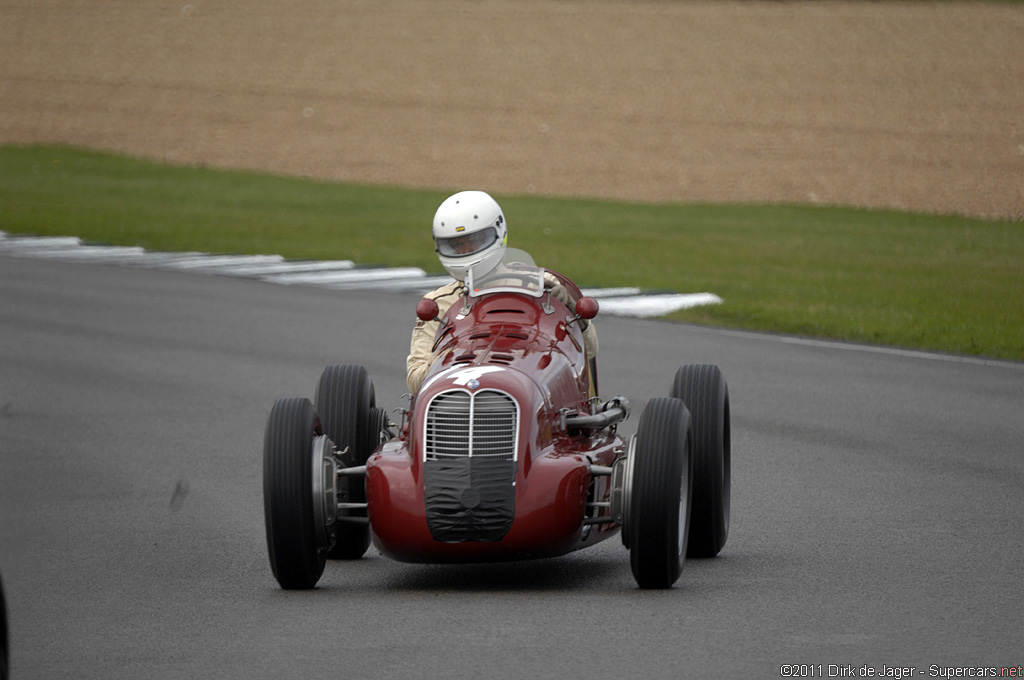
top-left (0, 231), bottom-right (722, 318)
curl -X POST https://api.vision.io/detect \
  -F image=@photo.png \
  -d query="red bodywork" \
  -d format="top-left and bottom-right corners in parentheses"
top-left (366, 279), bottom-right (624, 562)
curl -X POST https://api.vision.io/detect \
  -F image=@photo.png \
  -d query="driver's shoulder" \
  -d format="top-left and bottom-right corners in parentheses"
top-left (426, 280), bottom-right (462, 300)
top-left (425, 280), bottom-right (464, 315)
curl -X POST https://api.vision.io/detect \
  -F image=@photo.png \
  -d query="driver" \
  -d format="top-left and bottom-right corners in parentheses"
top-left (406, 190), bottom-right (598, 394)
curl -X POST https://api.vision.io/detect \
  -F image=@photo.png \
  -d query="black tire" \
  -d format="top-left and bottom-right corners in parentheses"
top-left (629, 397), bottom-right (693, 589)
top-left (263, 397), bottom-right (326, 589)
top-left (314, 365), bottom-right (376, 559)
top-left (1, 570), bottom-right (8, 680)
top-left (671, 364), bottom-right (730, 558)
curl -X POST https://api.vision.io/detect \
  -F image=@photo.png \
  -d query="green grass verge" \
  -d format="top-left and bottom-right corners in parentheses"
top-left (2, 144), bottom-right (1022, 360)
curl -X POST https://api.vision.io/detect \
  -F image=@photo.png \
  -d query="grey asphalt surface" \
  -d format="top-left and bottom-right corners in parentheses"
top-left (1, 255), bottom-right (1022, 679)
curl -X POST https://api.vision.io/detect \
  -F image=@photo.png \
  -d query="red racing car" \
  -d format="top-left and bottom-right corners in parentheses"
top-left (263, 250), bottom-right (730, 589)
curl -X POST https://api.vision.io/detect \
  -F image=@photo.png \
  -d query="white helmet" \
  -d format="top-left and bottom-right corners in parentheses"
top-left (432, 191), bottom-right (507, 282)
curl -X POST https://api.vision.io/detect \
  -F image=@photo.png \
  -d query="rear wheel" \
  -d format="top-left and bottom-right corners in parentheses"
top-left (314, 365), bottom-right (376, 559)
top-left (263, 397), bottom-right (325, 589)
top-left (671, 364), bottom-right (730, 558)
top-left (628, 397), bottom-right (693, 589)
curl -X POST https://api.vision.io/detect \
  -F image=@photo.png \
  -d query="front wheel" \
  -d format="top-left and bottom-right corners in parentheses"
top-left (628, 397), bottom-right (694, 589)
top-left (263, 397), bottom-right (326, 589)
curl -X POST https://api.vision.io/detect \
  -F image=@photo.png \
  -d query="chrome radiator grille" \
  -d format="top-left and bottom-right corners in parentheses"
top-left (424, 390), bottom-right (518, 461)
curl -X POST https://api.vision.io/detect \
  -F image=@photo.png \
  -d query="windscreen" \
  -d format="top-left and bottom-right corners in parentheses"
top-left (467, 249), bottom-right (545, 298)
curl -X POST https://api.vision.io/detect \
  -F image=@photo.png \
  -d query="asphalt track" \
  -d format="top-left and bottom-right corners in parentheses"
top-left (1, 255), bottom-right (1022, 679)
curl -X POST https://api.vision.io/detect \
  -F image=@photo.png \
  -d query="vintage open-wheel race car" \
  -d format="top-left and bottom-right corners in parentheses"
top-left (263, 249), bottom-right (730, 589)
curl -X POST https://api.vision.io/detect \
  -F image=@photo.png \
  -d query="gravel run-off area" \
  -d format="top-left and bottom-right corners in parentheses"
top-left (2, 0), bottom-right (1022, 220)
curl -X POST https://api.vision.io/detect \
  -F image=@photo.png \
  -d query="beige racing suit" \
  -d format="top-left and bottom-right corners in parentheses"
top-left (406, 274), bottom-right (599, 394)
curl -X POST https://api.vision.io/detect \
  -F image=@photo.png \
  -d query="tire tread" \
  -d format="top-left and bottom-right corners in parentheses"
top-left (671, 364), bottom-right (730, 558)
top-left (314, 365), bottom-right (375, 559)
top-left (264, 397), bottom-right (326, 589)
top-left (630, 397), bottom-right (692, 589)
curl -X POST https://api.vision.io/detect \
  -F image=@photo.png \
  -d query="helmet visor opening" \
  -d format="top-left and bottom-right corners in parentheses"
top-left (435, 226), bottom-right (500, 258)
